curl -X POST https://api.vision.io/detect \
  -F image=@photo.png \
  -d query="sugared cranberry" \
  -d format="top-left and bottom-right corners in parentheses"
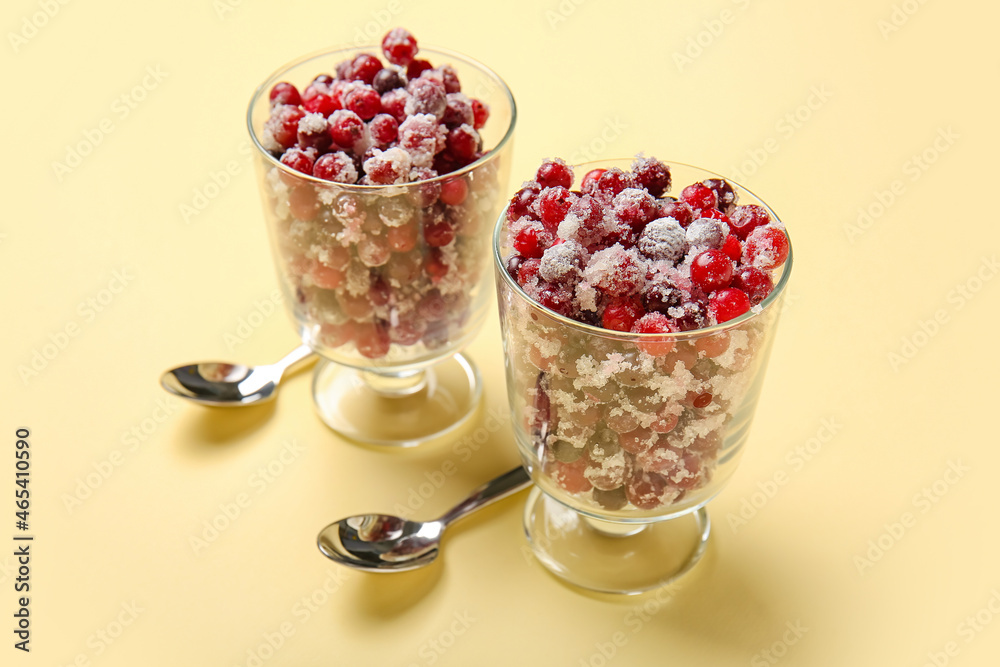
top-left (702, 178), bottom-right (737, 215)
top-left (690, 250), bottom-right (734, 292)
top-left (507, 182), bottom-right (542, 222)
top-left (372, 68), bottom-right (404, 94)
top-left (595, 168), bottom-right (635, 198)
top-left (695, 331), bottom-right (730, 358)
top-left (297, 113), bottom-right (332, 152)
top-left (349, 54), bottom-right (383, 85)
top-left (447, 125), bottom-right (479, 161)
top-left (536, 158), bottom-right (574, 189)
top-left (439, 178), bottom-right (468, 206)
top-left (612, 188), bottom-right (659, 229)
top-left (312, 74), bottom-right (334, 87)
top-left (732, 266), bottom-right (774, 305)
top-left (722, 234), bottom-right (742, 261)
top-left (580, 168), bottom-right (606, 194)
top-left (680, 183), bottom-right (717, 211)
top-left (363, 147), bottom-right (410, 185)
top-left (505, 254), bottom-right (523, 280)
top-left (313, 152), bottom-right (358, 183)
top-left (288, 185), bottom-right (318, 221)
top-left (642, 278), bottom-right (682, 313)
top-left (355, 322), bottom-right (391, 359)
top-left (676, 300), bottom-right (709, 331)
top-left (744, 226), bottom-right (789, 270)
top-left (280, 147), bottom-right (315, 176)
top-left (328, 110), bottom-right (365, 149)
top-left (344, 85), bottom-right (381, 120)
top-left (379, 88), bottom-right (409, 122)
top-left (471, 99), bottom-right (489, 129)
top-left (303, 91), bottom-right (336, 116)
top-left (512, 224), bottom-right (553, 258)
top-left (357, 235), bottom-right (391, 267)
top-left (537, 282), bottom-right (575, 317)
top-left (443, 94), bottom-right (474, 127)
top-left (386, 222), bottom-right (419, 253)
top-left (536, 187), bottom-right (573, 229)
top-left (265, 105), bottom-right (305, 151)
top-left (406, 167), bottom-right (441, 207)
top-left (381, 28), bottom-right (418, 66)
top-left (423, 216), bottom-right (455, 247)
top-left (516, 257), bottom-right (541, 284)
top-left (709, 288), bottom-right (751, 323)
top-left (368, 113), bottom-right (399, 146)
top-left (406, 58), bottom-right (433, 79)
top-left (417, 288), bottom-right (448, 320)
top-left (632, 312), bottom-right (677, 356)
top-left (659, 200), bottom-right (695, 227)
top-left (602, 297), bottom-right (644, 332)
top-left (405, 76), bottom-right (447, 119)
top-left (269, 82), bottom-right (301, 107)
top-left (626, 469), bottom-right (669, 510)
top-left (632, 156), bottom-right (671, 197)
top-left (728, 204), bottom-right (770, 240)
top-left (425, 248), bottom-right (449, 282)
top-left (436, 65), bottom-right (461, 93)
top-left (699, 208), bottom-right (730, 223)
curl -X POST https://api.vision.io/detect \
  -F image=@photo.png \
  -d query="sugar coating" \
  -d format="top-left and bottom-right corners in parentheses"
top-left (638, 218), bottom-right (688, 261)
top-left (539, 240), bottom-right (585, 282)
top-left (582, 244), bottom-right (647, 296)
top-left (398, 114), bottom-right (447, 168)
top-left (686, 218), bottom-right (729, 250)
top-left (363, 147), bottom-right (412, 184)
top-left (298, 112), bottom-right (327, 134)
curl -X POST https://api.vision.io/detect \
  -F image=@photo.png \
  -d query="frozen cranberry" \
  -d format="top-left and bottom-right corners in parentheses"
top-left (310, 264), bottom-right (344, 289)
top-left (303, 91), bottom-right (336, 116)
top-left (512, 224), bottom-right (553, 258)
top-left (349, 54), bottom-right (383, 85)
top-left (588, 246), bottom-right (645, 297)
top-left (367, 113), bottom-right (399, 147)
top-left (659, 200), bottom-right (695, 227)
top-left (536, 158), bottom-right (574, 189)
top-left (265, 105), bottom-right (305, 151)
top-left (447, 124), bottom-right (479, 161)
top-left (280, 147), bottom-right (315, 176)
top-left (507, 182), bottom-right (542, 222)
top-left (439, 178), bottom-right (468, 206)
top-left (690, 250), bottom-right (734, 292)
top-left (729, 204), bottom-right (770, 240)
top-left (297, 113), bottom-right (332, 152)
top-left (699, 208), bottom-right (730, 223)
top-left (536, 186), bottom-right (573, 229)
top-left (380, 88), bottom-right (409, 122)
top-left (695, 331), bottom-right (730, 358)
top-left (631, 312), bottom-right (676, 356)
top-left (626, 469), bottom-right (669, 510)
top-left (613, 188), bottom-right (659, 229)
top-left (681, 183), bottom-right (717, 211)
top-left (471, 99), bottom-right (489, 129)
top-left (385, 222), bottom-right (418, 253)
top-left (676, 300), bottom-right (709, 332)
top-left (537, 282), bottom-right (575, 317)
top-left (390, 310), bottom-right (427, 345)
top-left (381, 28), bottom-right (418, 66)
top-left (744, 226), bottom-right (789, 270)
top-left (328, 110), bottom-right (365, 149)
top-left (632, 156), bottom-right (671, 197)
top-left (732, 266), bottom-right (774, 305)
top-left (398, 113), bottom-right (447, 164)
top-left (319, 321), bottom-right (355, 349)
top-left (313, 152), bottom-right (358, 183)
top-left (722, 234), bottom-right (742, 261)
top-left (344, 85), bottom-right (381, 120)
top-left (709, 288), bottom-right (751, 323)
top-left (406, 167), bottom-right (442, 207)
top-left (423, 215), bottom-right (455, 247)
top-left (580, 168), bottom-right (606, 194)
top-left (516, 257), bottom-right (541, 284)
top-left (406, 58), bottom-right (433, 79)
top-left (703, 178), bottom-right (737, 215)
top-left (355, 322), bottom-right (391, 359)
top-left (417, 289), bottom-right (448, 320)
top-left (642, 278), bottom-right (682, 313)
top-left (442, 93), bottom-right (474, 127)
top-left (269, 82), bottom-right (301, 107)
top-left (602, 297), bottom-right (644, 332)
top-left (649, 410), bottom-right (679, 434)
top-left (405, 77), bottom-right (447, 119)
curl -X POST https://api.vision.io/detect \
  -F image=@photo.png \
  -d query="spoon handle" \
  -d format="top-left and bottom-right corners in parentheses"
top-left (274, 344), bottom-right (317, 376)
top-left (438, 466), bottom-right (532, 527)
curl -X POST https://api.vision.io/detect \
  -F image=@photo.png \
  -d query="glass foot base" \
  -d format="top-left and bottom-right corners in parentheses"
top-left (311, 353), bottom-right (482, 448)
top-left (523, 487), bottom-right (710, 595)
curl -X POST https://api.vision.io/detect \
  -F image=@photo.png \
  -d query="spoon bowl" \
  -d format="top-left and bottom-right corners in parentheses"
top-left (317, 466), bottom-right (531, 572)
top-left (160, 345), bottom-right (315, 407)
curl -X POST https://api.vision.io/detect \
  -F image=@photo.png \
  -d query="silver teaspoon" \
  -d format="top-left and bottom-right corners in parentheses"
top-left (317, 466), bottom-right (531, 572)
top-left (160, 344), bottom-right (316, 406)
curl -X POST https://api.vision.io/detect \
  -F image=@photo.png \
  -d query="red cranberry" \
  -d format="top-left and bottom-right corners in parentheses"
top-left (390, 310), bottom-right (427, 346)
top-left (425, 249), bottom-right (449, 282)
top-left (631, 312), bottom-right (677, 356)
top-left (380, 88), bottom-right (409, 122)
top-left (722, 234), bottom-right (742, 261)
top-left (447, 125), bottom-right (479, 161)
top-left (386, 222), bottom-right (419, 253)
top-left (312, 74), bottom-right (334, 87)
top-left (368, 277), bottom-right (391, 307)
top-left (709, 288), bottom-right (751, 323)
top-left (439, 178), bottom-right (468, 206)
top-left (690, 250), bottom-right (734, 292)
top-left (356, 322), bottom-right (391, 359)
top-left (512, 224), bottom-right (553, 258)
top-left (537, 282), bottom-right (575, 317)
top-left (303, 91), bottom-right (336, 116)
top-left (280, 147), bottom-right (315, 176)
top-left (602, 297), bottom-right (644, 332)
top-left (328, 110), bottom-right (365, 149)
top-left (595, 168), bottom-right (635, 198)
top-left (368, 114), bottom-right (399, 146)
top-left (344, 85), bottom-right (381, 120)
top-left (626, 469), bottom-right (668, 510)
top-left (632, 157), bottom-right (671, 197)
top-left (507, 182), bottom-right (542, 222)
top-left (732, 266), bottom-right (774, 305)
top-left (729, 204), bottom-right (771, 240)
top-left (443, 94), bottom-right (474, 127)
top-left (699, 208), bottom-right (730, 223)
top-left (381, 28), bottom-right (418, 66)
top-left (536, 187), bottom-right (573, 230)
top-left (536, 158), bottom-right (574, 189)
top-left (406, 167), bottom-right (442, 207)
top-left (471, 99), bottom-right (489, 129)
top-left (265, 105), bottom-right (305, 151)
top-left (659, 200), bottom-right (694, 227)
top-left (702, 178), bottom-right (737, 215)
top-left (744, 226), bottom-right (789, 270)
top-left (681, 183), bottom-right (717, 211)
top-left (612, 188), bottom-right (659, 230)
top-left (349, 54), bottom-right (383, 85)
top-left (580, 168), bottom-right (606, 194)
top-left (372, 68), bottom-right (404, 94)
top-left (269, 82), bottom-right (301, 107)
top-left (406, 58), bottom-right (433, 79)
top-left (297, 114), bottom-right (332, 152)
top-left (313, 152), bottom-right (357, 183)
top-left (288, 185), bottom-right (318, 221)
top-left (417, 289), bottom-right (448, 320)
top-left (424, 216), bottom-right (455, 247)
top-left (642, 279), bottom-right (682, 313)
top-left (406, 76), bottom-right (447, 118)
top-left (676, 300), bottom-right (709, 331)
top-left (436, 65), bottom-right (461, 93)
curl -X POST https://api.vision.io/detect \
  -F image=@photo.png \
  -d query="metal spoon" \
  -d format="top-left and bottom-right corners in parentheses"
top-left (317, 466), bottom-right (531, 572)
top-left (160, 344), bottom-right (316, 406)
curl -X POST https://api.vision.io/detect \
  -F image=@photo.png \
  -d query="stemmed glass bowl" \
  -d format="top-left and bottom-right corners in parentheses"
top-left (493, 160), bottom-right (791, 593)
top-left (247, 45), bottom-right (515, 447)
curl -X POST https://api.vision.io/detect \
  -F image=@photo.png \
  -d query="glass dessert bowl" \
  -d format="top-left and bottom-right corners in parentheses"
top-left (494, 157), bottom-right (791, 593)
top-left (247, 30), bottom-right (516, 446)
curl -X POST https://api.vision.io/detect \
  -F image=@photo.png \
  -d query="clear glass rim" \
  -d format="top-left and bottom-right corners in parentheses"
top-left (245, 44), bottom-right (517, 190)
top-left (491, 159), bottom-right (793, 341)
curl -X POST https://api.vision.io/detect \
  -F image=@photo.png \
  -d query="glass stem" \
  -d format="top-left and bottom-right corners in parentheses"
top-left (359, 367), bottom-right (429, 398)
top-left (581, 515), bottom-right (649, 538)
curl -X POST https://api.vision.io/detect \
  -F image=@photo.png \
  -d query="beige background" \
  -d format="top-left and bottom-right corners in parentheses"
top-left (3, 0), bottom-right (999, 665)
